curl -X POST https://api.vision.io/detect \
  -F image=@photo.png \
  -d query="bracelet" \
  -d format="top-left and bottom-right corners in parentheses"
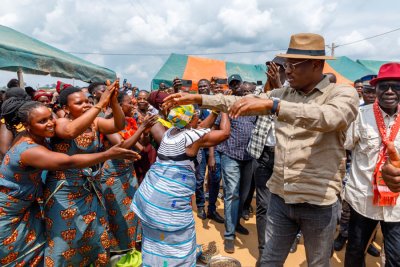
top-left (211, 110), bottom-right (220, 115)
top-left (270, 97), bottom-right (280, 115)
top-left (94, 105), bottom-right (102, 111)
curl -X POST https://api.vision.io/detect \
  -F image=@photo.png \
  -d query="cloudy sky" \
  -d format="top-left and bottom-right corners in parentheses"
top-left (1, 0), bottom-right (400, 89)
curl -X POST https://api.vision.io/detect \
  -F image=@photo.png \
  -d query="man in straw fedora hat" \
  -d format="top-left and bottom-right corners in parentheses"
top-left (163, 33), bottom-right (360, 266)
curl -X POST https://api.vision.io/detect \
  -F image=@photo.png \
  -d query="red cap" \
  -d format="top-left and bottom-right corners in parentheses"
top-left (370, 63), bottom-right (400, 86)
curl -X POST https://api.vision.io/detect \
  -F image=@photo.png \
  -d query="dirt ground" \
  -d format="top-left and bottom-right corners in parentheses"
top-left (194, 198), bottom-right (383, 267)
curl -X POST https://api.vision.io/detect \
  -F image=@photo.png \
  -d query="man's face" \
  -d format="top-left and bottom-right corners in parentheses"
top-left (211, 84), bottom-right (224, 95)
top-left (137, 92), bottom-right (149, 111)
top-left (159, 83), bottom-right (167, 91)
top-left (362, 87), bottom-right (376, 105)
top-left (376, 80), bottom-right (400, 110)
top-left (198, 81), bottom-right (210, 95)
top-left (237, 83), bottom-right (254, 96)
top-left (229, 80), bottom-right (241, 94)
top-left (284, 59), bottom-right (316, 90)
top-left (354, 82), bottom-right (364, 97)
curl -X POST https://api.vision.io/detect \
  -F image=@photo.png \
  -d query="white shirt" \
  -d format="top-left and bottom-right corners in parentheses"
top-left (344, 104), bottom-right (400, 222)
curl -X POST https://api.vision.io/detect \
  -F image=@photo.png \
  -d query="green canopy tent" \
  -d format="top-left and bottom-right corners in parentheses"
top-left (151, 53), bottom-right (267, 90)
top-left (356, 59), bottom-right (391, 74)
top-left (0, 25), bottom-right (116, 86)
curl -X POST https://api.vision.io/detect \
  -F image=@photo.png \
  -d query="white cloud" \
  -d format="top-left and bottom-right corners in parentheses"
top-left (218, 0), bottom-right (272, 39)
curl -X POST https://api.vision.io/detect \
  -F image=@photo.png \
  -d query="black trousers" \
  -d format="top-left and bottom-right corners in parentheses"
top-left (253, 146), bottom-right (274, 264)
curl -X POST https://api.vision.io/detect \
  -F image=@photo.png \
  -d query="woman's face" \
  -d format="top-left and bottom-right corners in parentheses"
top-left (37, 95), bottom-right (51, 106)
top-left (121, 95), bottom-right (134, 117)
top-left (64, 91), bottom-right (91, 118)
top-left (27, 106), bottom-right (56, 138)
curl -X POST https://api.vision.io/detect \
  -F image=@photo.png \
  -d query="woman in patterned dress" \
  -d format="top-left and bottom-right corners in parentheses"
top-left (43, 84), bottom-right (133, 266)
top-left (101, 93), bottom-right (158, 253)
top-left (132, 105), bottom-right (230, 266)
top-left (0, 98), bottom-right (138, 267)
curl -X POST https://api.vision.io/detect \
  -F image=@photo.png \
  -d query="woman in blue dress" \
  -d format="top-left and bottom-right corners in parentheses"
top-left (43, 84), bottom-right (135, 266)
top-left (101, 93), bottom-right (158, 253)
top-left (132, 105), bottom-right (230, 266)
top-left (0, 98), bottom-right (137, 267)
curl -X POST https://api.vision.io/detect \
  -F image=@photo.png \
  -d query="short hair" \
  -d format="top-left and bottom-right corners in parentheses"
top-left (198, 79), bottom-right (210, 85)
top-left (59, 87), bottom-right (82, 106)
top-left (7, 79), bottom-right (19, 89)
top-left (138, 90), bottom-right (149, 96)
top-left (354, 79), bottom-right (362, 85)
top-left (117, 92), bottom-right (129, 104)
top-left (88, 82), bottom-right (105, 95)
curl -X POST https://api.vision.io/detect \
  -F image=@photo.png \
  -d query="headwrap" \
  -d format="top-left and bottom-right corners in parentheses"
top-left (148, 90), bottom-right (169, 110)
top-left (167, 105), bottom-right (195, 129)
top-left (33, 90), bottom-right (53, 101)
top-left (56, 81), bottom-right (72, 94)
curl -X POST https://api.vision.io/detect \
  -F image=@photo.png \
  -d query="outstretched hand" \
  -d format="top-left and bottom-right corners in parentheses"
top-left (228, 97), bottom-right (273, 119)
top-left (162, 93), bottom-right (202, 111)
top-left (108, 141), bottom-right (141, 161)
top-left (141, 114), bottom-right (159, 130)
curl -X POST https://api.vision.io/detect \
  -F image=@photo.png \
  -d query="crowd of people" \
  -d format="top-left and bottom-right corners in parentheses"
top-left (0, 32), bottom-right (400, 267)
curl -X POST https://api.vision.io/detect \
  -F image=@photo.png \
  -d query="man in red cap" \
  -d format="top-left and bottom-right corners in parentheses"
top-left (344, 62), bottom-right (400, 266)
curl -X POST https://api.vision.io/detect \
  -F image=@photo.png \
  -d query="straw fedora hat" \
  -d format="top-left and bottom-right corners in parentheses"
top-left (277, 33), bottom-right (335, 60)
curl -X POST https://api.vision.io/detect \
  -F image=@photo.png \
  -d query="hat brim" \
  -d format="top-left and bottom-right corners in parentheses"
top-left (370, 76), bottom-right (400, 86)
top-left (276, 53), bottom-right (335, 60)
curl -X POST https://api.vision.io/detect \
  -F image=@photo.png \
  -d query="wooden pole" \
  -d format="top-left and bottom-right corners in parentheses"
top-left (17, 68), bottom-right (24, 88)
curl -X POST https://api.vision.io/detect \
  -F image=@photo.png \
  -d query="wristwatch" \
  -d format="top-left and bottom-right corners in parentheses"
top-left (271, 97), bottom-right (280, 115)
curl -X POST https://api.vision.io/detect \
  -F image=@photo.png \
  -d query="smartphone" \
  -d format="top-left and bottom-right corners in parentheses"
top-left (216, 78), bottom-right (227, 85)
top-left (181, 79), bottom-right (192, 87)
top-left (123, 78), bottom-right (127, 86)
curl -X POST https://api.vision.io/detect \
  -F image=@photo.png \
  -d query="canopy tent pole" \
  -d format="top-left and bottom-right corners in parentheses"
top-left (17, 68), bottom-right (24, 88)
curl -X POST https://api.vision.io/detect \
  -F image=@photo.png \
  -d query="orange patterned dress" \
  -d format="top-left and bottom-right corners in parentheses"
top-left (0, 140), bottom-right (45, 266)
top-left (43, 124), bottom-right (110, 266)
top-left (100, 117), bottom-right (142, 253)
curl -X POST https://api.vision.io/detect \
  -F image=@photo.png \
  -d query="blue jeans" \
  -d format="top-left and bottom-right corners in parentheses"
top-left (221, 154), bottom-right (253, 240)
top-left (260, 193), bottom-right (338, 267)
top-left (195, 149), bottom-right (221, 213)
top-left (345, 205), bottom-right (400, 267)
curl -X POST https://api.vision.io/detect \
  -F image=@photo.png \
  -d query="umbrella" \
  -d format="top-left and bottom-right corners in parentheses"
top-left (0, 25), bottom-right (116, 85)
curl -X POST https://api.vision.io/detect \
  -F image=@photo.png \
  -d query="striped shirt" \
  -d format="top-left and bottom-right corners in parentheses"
top-left (158, 127), bottom-right (210, 166)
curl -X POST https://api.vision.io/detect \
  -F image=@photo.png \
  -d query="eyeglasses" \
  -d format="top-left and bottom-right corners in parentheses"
top-left (282, 59), bottom-right (310, 71)
top-left (378, 83), bottom-right (400, 92)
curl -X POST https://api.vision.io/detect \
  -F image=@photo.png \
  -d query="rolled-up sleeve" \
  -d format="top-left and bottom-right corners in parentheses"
top-left (201, 94), bottom-right (242, 112)
top-left (277, 86), bottom-right (359, 132)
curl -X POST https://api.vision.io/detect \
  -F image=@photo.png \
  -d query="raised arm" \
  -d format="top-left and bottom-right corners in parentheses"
top-left (106, 115), bottom-right (158, 149)
top-left (55, 82), bottom-right (116, 139)
top-left (21, 143), bottom-right (140, 171)
top-left (96, 89), bottom-right (126, 134)
top-left (198, 113), bottom-right (231, 147)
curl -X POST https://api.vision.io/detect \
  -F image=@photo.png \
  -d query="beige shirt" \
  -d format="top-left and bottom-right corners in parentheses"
top-left (202, 76), bottom-right (359, 205)
top-left (344, 105), bottom-right (400, 222)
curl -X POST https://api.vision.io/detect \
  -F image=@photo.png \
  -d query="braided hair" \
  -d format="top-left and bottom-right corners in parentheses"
top-left (1, 97), bottom-right (45, 135)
